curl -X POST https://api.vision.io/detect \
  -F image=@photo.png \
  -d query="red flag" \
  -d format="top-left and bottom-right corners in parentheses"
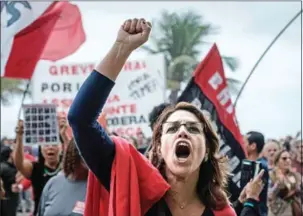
top-left (2, 2), bottom-right (85, 79)
top-left (178, 44), bottom-right (246, 201)
top-left (193, 44), bottom-right (245, 153)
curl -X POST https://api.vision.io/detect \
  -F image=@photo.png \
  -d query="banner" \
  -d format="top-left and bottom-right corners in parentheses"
top-left (23, 104), bottom-right (59, 146)
top-left (32, 54), bottom-right (166, 143)
top-left (177, 44), bottom-right (246, 201)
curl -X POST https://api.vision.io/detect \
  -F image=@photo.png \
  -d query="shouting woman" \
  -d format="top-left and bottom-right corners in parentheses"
top-left (68, 18), bottom-right (238, 216)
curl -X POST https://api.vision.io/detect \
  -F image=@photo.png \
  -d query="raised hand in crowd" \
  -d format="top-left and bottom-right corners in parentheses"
top-left (13, 117), bottom-right (62, 215)
top-left (96, 18), bottom-right (152, 81)
top-left (234, 170), bottom-right (265, 216)
top-left (245, 170), bottom-right (265, 200)
top-left (116, 18), bottom-right (152, 50)
top-left (58, 116), bottom-right (68, 135)
top-left (58, 115), bottom-right (69, 150)
top-left (15, 119), bottom-right (24, 136)
top-left (239, 169), bottom-right (265, 203)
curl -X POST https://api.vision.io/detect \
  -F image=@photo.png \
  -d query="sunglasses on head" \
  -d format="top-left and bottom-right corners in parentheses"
top-left (163, 121), bottom-right (204, 134)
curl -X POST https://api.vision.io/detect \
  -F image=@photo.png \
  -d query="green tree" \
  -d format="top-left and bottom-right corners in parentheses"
top-left (1, 78), bottom-right (28, 105)
top-left (141, 10), bottom-right (240, 103)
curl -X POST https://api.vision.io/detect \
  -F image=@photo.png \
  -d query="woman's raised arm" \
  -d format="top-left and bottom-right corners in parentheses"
top-left (68, 18), bottom-right (151, 190)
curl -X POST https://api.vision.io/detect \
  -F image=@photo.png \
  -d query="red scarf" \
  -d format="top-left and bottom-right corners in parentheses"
top-left (84, 136), bottom-right (170, 216)
top-left (84, 136), bottom-right (236, 216)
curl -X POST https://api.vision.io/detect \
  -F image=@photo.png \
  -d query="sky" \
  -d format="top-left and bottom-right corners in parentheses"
top-left (1, 1), bottom-right (302, 140)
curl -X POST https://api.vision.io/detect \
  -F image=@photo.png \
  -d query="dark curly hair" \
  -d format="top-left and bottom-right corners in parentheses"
top-left (148, 102), bottom-right (229, 211)
top-left (63, 138), bottom-right (82, 177)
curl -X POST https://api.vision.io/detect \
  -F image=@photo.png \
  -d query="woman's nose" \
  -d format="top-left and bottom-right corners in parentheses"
top-left (177, 126), bottom-right (189, 138)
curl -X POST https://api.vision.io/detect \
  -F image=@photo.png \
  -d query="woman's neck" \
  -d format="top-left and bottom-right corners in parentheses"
top-left (279, 168), bottom-right (289, 175)
top-left (165, 168), bottom-right (200, 205)
top-left (44, 160), bottom-right (59, 169)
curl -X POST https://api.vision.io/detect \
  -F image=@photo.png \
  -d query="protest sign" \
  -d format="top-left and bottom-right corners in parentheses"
top-left (23, 103), bottom-right (59, 146)
top-left (32, 54), bottom-right (165, 142)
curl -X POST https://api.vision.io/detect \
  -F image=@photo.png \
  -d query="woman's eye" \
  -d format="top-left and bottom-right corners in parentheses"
top-left (188, 126), bottom-right (200, 133)
top-left (167, 126), bottom-right (178, 133)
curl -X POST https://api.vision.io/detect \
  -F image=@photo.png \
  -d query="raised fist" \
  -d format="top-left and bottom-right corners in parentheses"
top-left (116, 18), bottom-right (152, 51)
top-left (15, 119), bottom-right (24, 136)
top-left (58, 116), bottom-right (67, 133)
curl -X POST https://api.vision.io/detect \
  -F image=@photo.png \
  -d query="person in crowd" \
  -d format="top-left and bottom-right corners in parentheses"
top-left (11, 151), bottom-right (36, 213)
top-left (1, 178), bottom-right (7, 216)
top-left (263, 139), bottom-right (281, 171)
top-left (290, 139), bottom-right (302, 175)
top-left (0, 144), bottom-right (19, 216)
top-left (149, 103), bottom-right (171, 131)
top-left (67, 18), bottom-right (265, 216)
top-left (37, 138), bottom-right (88, 216)
top-left (243, 131), bottom-right (269, 216)
top-left (1, 137), bottom-right (10, 146)
top-left (13, 120), bottom-right (64, 215)
top-left (268, 150), bottom-right (302, 216)
top-left (144, 103), bottom-right (171, 156)
top-left (126, 136), bottom-right (139, 149)
top-left (136, 130), bottom-right (146, 148)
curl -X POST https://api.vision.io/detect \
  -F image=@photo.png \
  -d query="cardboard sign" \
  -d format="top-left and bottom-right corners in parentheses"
top-left (23, 104), bottom-right (59, 146)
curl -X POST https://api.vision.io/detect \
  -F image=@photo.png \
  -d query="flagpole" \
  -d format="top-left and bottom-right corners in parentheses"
top-left (233, 9), bottom-right (302, 108)
top-left (17, 80), bottom-right (31, 120)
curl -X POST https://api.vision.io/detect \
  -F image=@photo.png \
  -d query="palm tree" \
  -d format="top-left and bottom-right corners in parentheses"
top-left (1, 78), bottom-right (28, 105)
top-left (141, 10), bottom-right (240, 103)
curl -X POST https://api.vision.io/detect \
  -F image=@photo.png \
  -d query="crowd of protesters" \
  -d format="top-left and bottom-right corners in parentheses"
top-left (1, 18), bottom-right (302, 216)
top-left (0, 106), bottom-right (302, 216)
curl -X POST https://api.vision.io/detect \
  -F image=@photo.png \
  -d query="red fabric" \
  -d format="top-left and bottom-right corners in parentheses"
top-left (21, 153), bottom-right (36, 191)
top-left (20, 178), bottom-right (32, 191)
top-left (84, 136), bottom-right (170, 216)
top-left (24, 153), bottom-right (36, 162)
top-left (213, 205), bottom-right (236, 216)
top-left (4, 1), bottom-right (85, 79)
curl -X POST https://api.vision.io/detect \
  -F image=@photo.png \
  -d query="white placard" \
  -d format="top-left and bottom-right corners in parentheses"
top-left (23, 104), bottom-right (59, 146)
top-left (32, 54), bottom-right (166, 142)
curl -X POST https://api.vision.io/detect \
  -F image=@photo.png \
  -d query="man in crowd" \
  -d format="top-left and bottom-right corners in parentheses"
top-left (143, 102), bottom-right (171, 156)
top-left (243, 131), bottom-right (269, 216)
top-left (0, 144), bottom-right (19, 216)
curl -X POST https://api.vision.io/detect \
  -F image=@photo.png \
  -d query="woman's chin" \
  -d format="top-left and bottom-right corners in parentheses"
top-left (166, 163), bottom-right (192, 178)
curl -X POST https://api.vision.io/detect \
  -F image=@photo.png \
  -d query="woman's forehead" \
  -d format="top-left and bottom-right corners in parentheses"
top-left (280, 151), bottom-right (289, 157)
top-left (266, 142), bottom-right (279, 149)
top-left (166, 110), bottom-right (199, 122)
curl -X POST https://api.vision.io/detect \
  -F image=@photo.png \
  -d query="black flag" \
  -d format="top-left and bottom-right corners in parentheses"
top-left (178, 44), bottom-right (246, 201)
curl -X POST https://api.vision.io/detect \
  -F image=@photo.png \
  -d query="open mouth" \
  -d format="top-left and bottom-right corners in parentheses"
top-left (47, 152), bottom-right (55, 157)
top-left (175, 142), bottom-right (191, 159)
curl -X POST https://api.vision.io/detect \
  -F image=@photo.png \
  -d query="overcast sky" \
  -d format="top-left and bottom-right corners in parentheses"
top-left (1, 1), bottom-right (302, 139)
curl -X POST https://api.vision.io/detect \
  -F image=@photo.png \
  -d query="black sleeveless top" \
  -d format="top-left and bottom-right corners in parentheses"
top-left (146, 198), bottom-right (214, 216)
